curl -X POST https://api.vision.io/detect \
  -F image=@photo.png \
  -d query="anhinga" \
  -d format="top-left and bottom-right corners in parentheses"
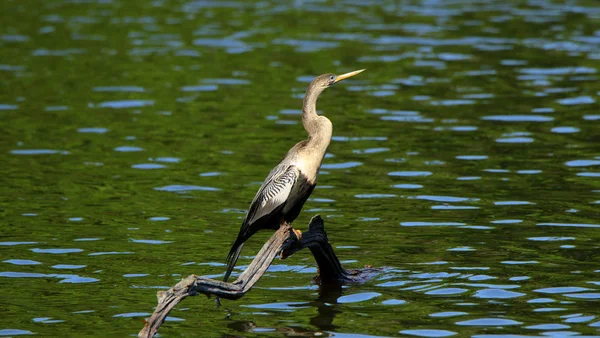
top-left (223, 69), bottom-right (365, 283)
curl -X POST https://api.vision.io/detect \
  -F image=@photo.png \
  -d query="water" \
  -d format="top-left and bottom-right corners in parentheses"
top-left (1, 0), bottom-right (599, 337)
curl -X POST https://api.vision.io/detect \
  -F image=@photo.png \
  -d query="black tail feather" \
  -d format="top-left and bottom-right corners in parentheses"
top-left (223, 237), bottom-right (246, 282)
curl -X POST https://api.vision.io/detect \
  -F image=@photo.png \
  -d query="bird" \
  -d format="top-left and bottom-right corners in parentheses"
top-left (223, 69), bottom-right (366, 283)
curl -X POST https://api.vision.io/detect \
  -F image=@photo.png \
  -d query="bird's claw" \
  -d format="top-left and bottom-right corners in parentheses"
top-left (292, 228), bottom-right (302, 241)
top-left (279, 228), bottom-right (303, 260)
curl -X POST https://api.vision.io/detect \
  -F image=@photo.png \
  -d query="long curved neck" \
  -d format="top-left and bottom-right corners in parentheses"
top-left (302, 84), bottom-right (323, 136)
top-left (301, 85), bottom-right (332, 155)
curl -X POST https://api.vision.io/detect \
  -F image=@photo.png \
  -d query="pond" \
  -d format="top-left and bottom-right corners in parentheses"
top-left (1, 0), bottom-right (599, 337)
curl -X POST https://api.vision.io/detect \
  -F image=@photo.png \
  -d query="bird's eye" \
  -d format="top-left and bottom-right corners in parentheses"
top-left (329, 75), bottom-right (335, 82)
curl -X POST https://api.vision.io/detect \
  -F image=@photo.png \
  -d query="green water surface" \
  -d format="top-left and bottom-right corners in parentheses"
top-left (1, 0), bottom-right (600, 337)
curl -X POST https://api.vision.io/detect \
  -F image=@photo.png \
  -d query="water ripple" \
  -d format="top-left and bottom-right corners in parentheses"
top-left (528, 298), bottom-right (556, 303)
top-left (447, 246), bottom-right (476, 252)
top-left (528, 236), bottom-right (574, 241)
top-left (77, 127), bottom-right (109, 134)
top-left (521, 67), bottom-right (596, 75)
top-left (0, 329), bottom-right (34, 336)
top-left (482, 115), bottom-right (554, 122)
top-left (565, 160), bottom-right (600, 167)
top-left (52, 264), bottom-right (85, 270)
top-left (393, 184), bottom-right (423, 189)
top-left (88, 251), bottom-right (132, 256)
top-left (494, 201), bottom-right (535, 206)
top-left (154, 185), bottom-right (221, 192)
top-left (551, 126), bottom-right (580, 134)
top-left (0, 65), bottom-right (26, 72)
top-left (114, 146), bottom-right (144, 152)
top-left (3, 259), bottom-right (41, 265)
top-left (113, 312), bottom-right (151, 318)
top-left (578, 172), bottom-right (600, 177)
top-left (429, 312), bottom-right (468, 318)
top-left (0, 241), bottom-right (37, 246)
top-left (244, 301), bottom-right (309, 310)
top-left (353, 147), bottom-right (390, 154)
top-left (432, 205), bottom-right (479, 210)
top-left (382, 299), bottom-right (407, 305)
top-left (502, 260), bottom-right (538, 265)
top-left (0, 272), bottom-right (98, 283)
top-left (193, 38), bottom-right (251, 53)
top-left (337, 292), bottom-right (382, 304)
top-left (414, 195), bottom-right (477, 203)
top-left (389, 171), bottom-right (432, 177)
top-left (399, 329), bottom-right (457, 337)
top-left (537, 223), bottom-right (600, 228)
top-left (557, 96), bottom-right (595, 105)
top-left (563, 293), bottom-right (600, 299)
top-left (535, 287), bottom-right (591, 294)
top-left (401, 222), bottom-right (465, 227)
top-left (149, 216), bottom-right (170, 221)
top-left (272, 38), bottom-right (339, 52)
top-left (473, 289), bottom-right (526, 299)
top-left (180, 84), bottom-right (218, 92)
top-left (154, 157), bottom-right (181, 163)
top-left (355, 194), bottom-right (396, 199)
top-left (321, 161), bottom-right (362, 169)
top-left (425, 288), bottom-right (468, 295)
top-left (93, 86), bottom-right (145, 92)
top-left (30, 248), bottom-right (83, 254)
top-left (456, 155), bottom-right (487, 160)
top-left (131, 163), bottom-right (166, 169)
top-left (381, 115), bottom-right (434, 123)
top-left (430, 99), bottom-right (475, 106)
top-left (0, 104), bottom-right (19, 110)
top-left (525, 323), bottom-right (570, 330)
top-left (10, 149), bottom-right (68, 155)
top-left (564, 315), bottom-right (596, 323)
top-left (202, 78), bottom-right (250, 85)
top-left (455, 318), bottom-right (522, 326)
top-left (129, 238), bottom-right (173, 244)
top-left (97, 100), bottom-right (154, 109)
top-left (496, 137), bottom-right (534, 143)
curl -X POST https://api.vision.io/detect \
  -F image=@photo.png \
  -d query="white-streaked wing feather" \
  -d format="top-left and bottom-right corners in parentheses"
top-left (247, 165), bottom-right (298, 224)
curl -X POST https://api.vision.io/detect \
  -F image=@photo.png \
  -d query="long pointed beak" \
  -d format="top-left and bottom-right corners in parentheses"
top-left (334, 69), bottom-right (365, 83)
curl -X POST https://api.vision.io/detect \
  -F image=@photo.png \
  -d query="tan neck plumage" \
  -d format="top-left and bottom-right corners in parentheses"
top-left (298, 83), bottom-right (333, 179)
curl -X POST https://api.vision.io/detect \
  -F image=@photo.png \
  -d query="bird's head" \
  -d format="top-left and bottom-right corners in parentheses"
top-left (312, 69), bottom-right (366, 89)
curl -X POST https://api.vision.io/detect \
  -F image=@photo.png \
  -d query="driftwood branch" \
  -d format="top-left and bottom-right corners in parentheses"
top-left (281, 215), bottom-right (381, 285)
top-left (138, 215), bottom-right (380, 338)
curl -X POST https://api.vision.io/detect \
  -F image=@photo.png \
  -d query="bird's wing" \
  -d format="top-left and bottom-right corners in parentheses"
top-left (224, 164), bottom-right (299, 283)
top-left (246, 164), bottom-right (299, 226)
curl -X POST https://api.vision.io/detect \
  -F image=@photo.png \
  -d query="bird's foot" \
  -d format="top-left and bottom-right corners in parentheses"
top-left (292, 228), bottom-right (303, 241)
top-left (280, 228), bottom-right (302, 260)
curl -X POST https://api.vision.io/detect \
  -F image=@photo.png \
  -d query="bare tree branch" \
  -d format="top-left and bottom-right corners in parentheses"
top-left (138, 215), bottom-right (380, 338)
